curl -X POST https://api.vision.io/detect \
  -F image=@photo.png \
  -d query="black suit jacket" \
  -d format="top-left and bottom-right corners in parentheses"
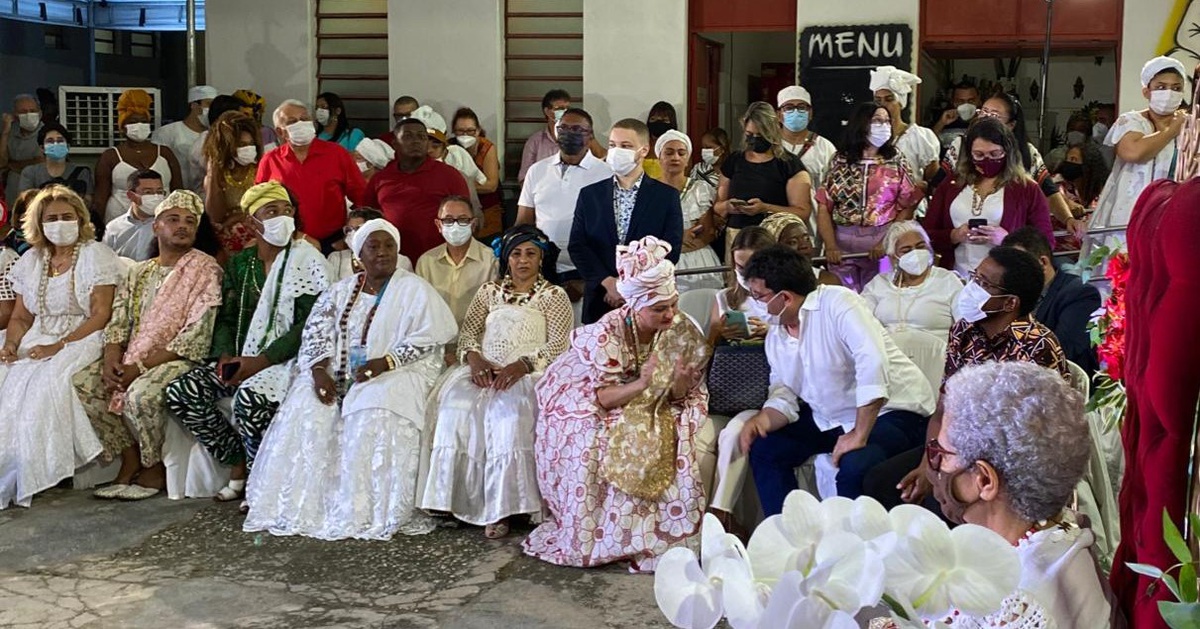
top-left (568, 175), bottom-right (683, 324)
top-left (1036, 270), bottom-right (1102, 378)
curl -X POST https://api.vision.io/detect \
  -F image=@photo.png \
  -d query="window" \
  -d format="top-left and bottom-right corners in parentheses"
top-left (130, 32), bottom-right (156, 58)
top-left (59, 86), bottom-right (161, 153)
top-left (94, 29), bottom-right (115, 55)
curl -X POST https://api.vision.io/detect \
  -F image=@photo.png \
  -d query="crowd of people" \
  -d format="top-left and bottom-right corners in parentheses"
top-left (0, 52), bottom-right (1187, 627)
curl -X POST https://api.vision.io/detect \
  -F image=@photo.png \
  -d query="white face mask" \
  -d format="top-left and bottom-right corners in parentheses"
top-left (952, 280), bottom-right (1002, 323)
top-left (43, 220), bottom-right (79, 247)
top-left (356, 159), bottom-right (370, 173)
top-left (1149, 89), bottom-right (1184, 115)
top-left (138, 193), bottom-right (165, 215)
top-left (126, 122), bottom-right (152, 142)
top-left (456, 135), bottom-right (477, 149)
top-left (867, 122), bottom-right (892, 148)
top-left (235, 145), bottom-right (258, 166)
top-left (257, 215), bottom-right (296, 247)
top-left (897, 248), bottom-right (933, 276)
top-left (957, 103), bottom-right (978, 122)
top-left (441, 223), bottom-right (474, 247)
top-left (285, 120), bottom-right (316, 147)
top-left (701, 148), bottom-right (718, 165)
top-left (18, 112), bottom-right (41, 132)
top-left (735, 270), bottom-right (751, 291)
top-left (200, 108), bottom-right (211, 128)
top-left (315, 108), bottom-right (331, 125)
top-left (1092, 122), bottom-right (1109, 141)
top-left (760, 292), bottom-right (785, 327)
top-left (606, 146), bottom-right (640, 176)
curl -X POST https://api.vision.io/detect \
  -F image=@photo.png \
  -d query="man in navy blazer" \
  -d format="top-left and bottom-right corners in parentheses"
top-left (569, 118), bottom-right (683, 324)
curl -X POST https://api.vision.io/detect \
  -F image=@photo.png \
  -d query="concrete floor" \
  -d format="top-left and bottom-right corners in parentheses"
top-left (0, 488), bottom-right (675, 628)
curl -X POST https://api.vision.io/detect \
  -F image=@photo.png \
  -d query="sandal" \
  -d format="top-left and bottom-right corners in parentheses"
top-left (213, 482), bottom-right (245, 503)
top-left (93, 484), bottom-right (130, 499)
top-left (115, 485), bottom-right (160, 501)
top-left (239, 499), bottom-right (250, 515)
top-left (484, 521), bottom-right (510, 539)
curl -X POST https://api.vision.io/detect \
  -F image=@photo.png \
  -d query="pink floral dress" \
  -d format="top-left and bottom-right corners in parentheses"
top-left (523, 308), bottom-right (708, 571)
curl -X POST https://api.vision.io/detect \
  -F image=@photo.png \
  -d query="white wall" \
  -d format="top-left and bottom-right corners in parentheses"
top-left (699, 31), bottom-right (797, 134)
top-left (1120, 0), bottom-right (1192, 112)
top-left (387, 0), bottom-right (504, 158)
top-left (204, 0), bottom-right (315, 119)
top-left (582, 0), bottom-right (688, 139)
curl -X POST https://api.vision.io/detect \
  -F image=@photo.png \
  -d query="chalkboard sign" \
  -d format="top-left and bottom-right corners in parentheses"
top-left (798, 24), bottom-right (913, 143)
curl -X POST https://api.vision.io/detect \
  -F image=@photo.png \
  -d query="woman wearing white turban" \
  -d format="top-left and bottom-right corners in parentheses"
top-left (244, 218), bottom-right (457, 540)
top-left (523, 235), bottom-right (710, 571)
top-left (653, 129), bottom-right (724, 292)
top-left (870, 65), bottom-right (941, 204)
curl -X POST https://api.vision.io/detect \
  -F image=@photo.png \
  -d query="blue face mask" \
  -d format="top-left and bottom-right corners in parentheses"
top-left (783, 109), bottom-right (810, 133)
top-left (44, 143), bottom-right (69, 161)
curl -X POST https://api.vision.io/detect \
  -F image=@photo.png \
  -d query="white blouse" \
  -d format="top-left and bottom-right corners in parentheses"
top-left (949, 186), bottom-right (1005, 277)
top-left (1092, 110), bottom-right (1177, 228)
top-left (861, 266), bottom-right (963, 337)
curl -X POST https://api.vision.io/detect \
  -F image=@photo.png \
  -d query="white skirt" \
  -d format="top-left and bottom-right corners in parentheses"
top-left (420, 366), bottom-right (541, 525)
top-left (676, 247), bottom-right (724, 293)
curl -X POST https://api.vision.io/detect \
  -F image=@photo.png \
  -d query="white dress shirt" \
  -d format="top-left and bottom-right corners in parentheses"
top-left (518, 151), bottom-right (613, 273)
top-left (103, 209), bottom-right (157, 262)
top-left (782, 133), bottom-right (837, 187)
top-left (761, 285), bottom-right (936, 433)
top-left (861, 266), bottom-right (963, 337)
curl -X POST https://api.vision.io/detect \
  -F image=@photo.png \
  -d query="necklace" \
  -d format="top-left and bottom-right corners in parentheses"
top-left (36, 243), bottom-right (81, 334)
top-left (970, 183), bottom-right (996, 217)
top-left (334, 273), bottom-right (390, 387)
top-left (625, 313), bottom-right (658, 378)
top-left (500, 275), bottom-right (547, 306)
top-left (222, 166), bottom-right (256, 191)
top-left (234, 244), bottom-right (292, 352)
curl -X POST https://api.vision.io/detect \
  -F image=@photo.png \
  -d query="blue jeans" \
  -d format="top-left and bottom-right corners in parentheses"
top-left (748, 407), bottom-right (929, 517)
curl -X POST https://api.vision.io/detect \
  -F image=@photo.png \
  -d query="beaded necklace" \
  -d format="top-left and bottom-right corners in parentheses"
top-left (36, 242), bottom-right (82, 335)
top-left (333, 272), bottom-right (390, 387)
top-left (624, 312), bottom-right (659, 378)
top-left (500, 275), bottom-right (547, 307)
top-left (235, 243), bottom-right (292, 352)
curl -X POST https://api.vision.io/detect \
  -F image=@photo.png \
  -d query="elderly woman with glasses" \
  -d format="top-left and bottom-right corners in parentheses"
top-left (420, 225), bottom-right (572, 539)
top-left (923, 360), bottom-right (1118, 627)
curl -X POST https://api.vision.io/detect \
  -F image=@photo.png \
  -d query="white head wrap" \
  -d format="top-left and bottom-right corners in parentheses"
top-left (188, 85), bottom-right (218, 103)
top-left (616, 236), bottom-right (678, 311)
top-left (355, 138), bottom-right (395, 169)
top-left (654, 129), bottom-right (692, 159)
top-left (869, 66), bottom-right (922, 108)
top-left (776, 85), bottom-right (812, 108)
top-left (1141, 56), bottom-right (1187, 87)
top-left (350, 218), bottom-right (400, 258)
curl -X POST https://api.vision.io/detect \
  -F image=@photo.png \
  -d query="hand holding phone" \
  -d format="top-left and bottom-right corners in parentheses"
top-left (967, 218), bottom-right (987, 230)
top-left (728, 199), bottom-right (749, 214)
top-left (220, 360), bottom-right (240, 383)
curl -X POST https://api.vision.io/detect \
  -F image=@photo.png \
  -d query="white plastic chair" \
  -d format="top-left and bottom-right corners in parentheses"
top-left (1065, 360), bottom-right (1120, 571)
top-left (678, 288), bottom-right (718, 334)
top-left (888, 327), bottom-right (948, 393)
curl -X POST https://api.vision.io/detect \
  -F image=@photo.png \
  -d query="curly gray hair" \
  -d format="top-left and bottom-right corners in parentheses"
top-left (942, 361), bottom-right (1088, 522)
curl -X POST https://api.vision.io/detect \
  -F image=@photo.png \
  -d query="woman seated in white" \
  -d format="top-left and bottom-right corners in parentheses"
top-left (420, 225), bottom-right (572, 538)
top-left (244, 219), bottom-right (457, 540)
top-left (705, 226), bottom-right (774, 345)
top-left (861, 221), bottom-right (962, 338)
top-left (922, 361), bottom-right (1118, 627)
top-left (0, 185), bottom-right (121, 508)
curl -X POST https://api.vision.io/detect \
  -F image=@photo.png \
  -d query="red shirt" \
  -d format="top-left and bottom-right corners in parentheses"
top-left (256, 139), bottom-right (365, 240)
top-left (363, 158), bottom-right (470, 261)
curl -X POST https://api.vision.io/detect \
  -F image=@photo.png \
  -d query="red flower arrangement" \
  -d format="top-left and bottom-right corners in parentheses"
top-left (1085, 246), bottom-right (1129, 428)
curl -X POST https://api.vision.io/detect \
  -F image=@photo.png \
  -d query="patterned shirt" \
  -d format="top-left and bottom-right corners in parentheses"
top-left (0, 246), bottom-right (17, 302)
top-left (942, 315), bottom-right (1069, 392)
top-left (613, 173), bottom-right (644, 242)
top-left (817, 154), bottom-right (923, 227)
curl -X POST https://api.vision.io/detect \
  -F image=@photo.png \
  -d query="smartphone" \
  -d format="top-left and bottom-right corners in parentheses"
top-left (220, 361), bottom-right (240, 381)
top-left (967, 218), bottom-right (987, 230)
top-left (724, 309), bottom-right (751, 338)
top-left (729, 199), bottom-right (749, 210)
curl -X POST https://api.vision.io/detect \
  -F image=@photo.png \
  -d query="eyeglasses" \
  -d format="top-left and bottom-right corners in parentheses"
top-left (438, 218), bottom-right (474, 227)
top-left (970, 150), bottom-right (1006, 161)
top-left (557, 124), bottom-right (591, 136)
top-left (453, 128), bottom-right (478, 136)
top-left (750, 290), bottom-right (775, 304)
top-left (925, 438), bottom-right (957, 470)
top-left (977, 108), bottom-right (1008, 121)
top-left (779, 104), bottom-right (812, 113)
top-left (870, 117), bottom-right (891, 125)
top-left (967, 270), bottom-right (1007, 295)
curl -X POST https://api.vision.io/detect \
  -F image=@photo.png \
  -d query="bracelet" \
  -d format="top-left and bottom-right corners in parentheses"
top-left (384, 354), bottom-right (397, 371)
top-left (519, 356), bottom-right (534, 373)
top-left (312, 364), bottom-right (330, 374)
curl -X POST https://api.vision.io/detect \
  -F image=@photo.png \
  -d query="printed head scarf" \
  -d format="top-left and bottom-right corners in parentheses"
top-left (760, 212), bottom-right (808, 241)
top-left (350, 218), bottom-right (400, 259)
top-left (233, 89), bottom-right (266, 124)
top-left (493, 224), bottom-right (549, 278)
top-left (117, 89), bottom-right (153, 127)
top-left (869, 66), bottom-right (923, 108)
top-left (157, 189), bottom-right (204, 218)
top-left (616, 235), bottom-right (677, 311)
top-left (240, 181), bottom-right (291, 216)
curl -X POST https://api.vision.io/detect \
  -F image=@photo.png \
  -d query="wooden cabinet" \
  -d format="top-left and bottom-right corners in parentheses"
top-left (922, 0), bottom-right (1122, 47)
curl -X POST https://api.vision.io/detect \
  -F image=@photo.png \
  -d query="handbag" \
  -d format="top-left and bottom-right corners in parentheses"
top-left (706, 341), bottom-right (770, 416)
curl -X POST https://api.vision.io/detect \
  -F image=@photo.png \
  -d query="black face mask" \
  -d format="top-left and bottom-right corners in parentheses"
top-left (557, 131), bottom-right (588, 156)
top-left (647, 120), bottom-right (675, 139)
top-left (1057, 162), bottom-right (1084, 180)
top-left (746, 134), bottom-right (772, 154)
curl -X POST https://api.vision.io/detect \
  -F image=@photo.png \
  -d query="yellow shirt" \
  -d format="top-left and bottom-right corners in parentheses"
top-left (642, 157), bottom-right (663, 180)
top-left (415, 238), bottom-right (498, 326)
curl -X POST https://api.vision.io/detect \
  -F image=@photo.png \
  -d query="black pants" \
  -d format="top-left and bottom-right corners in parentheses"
top-left (861, 445), bottom-right (953, 524)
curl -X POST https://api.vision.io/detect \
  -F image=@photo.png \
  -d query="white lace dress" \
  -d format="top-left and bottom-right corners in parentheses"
top-left (675, 175), bottom-right (723, 292)
top-left (244, 269), bottom-right (457, 540)
top-left (420, 280), bottom-right (572, 525)
top-left (0, 242), bottom-right (121, 508)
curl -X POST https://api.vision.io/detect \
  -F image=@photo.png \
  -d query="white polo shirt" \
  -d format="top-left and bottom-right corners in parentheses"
top-left (518, 150), bottom-right (613, 273)
top-left (761, 284), bottom-right (936, 433)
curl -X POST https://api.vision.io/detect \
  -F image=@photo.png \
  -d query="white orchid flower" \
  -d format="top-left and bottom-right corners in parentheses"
top-left (655, 513), bottom-right (755, 629)
top-left (756, 570), bottom-right (860, 629)
top-left (747, 490), bottom-right (828, 584)
top-left (821, 495), bottom-right (898, 556)
top-left (884, 505), bottom-right (1021, 619)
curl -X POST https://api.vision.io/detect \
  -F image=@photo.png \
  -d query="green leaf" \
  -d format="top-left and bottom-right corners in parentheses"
top-left (880, 593), bottom-right (911, 621)
top-left (1130, 562), bottom-right (1167, 580)
top-left (1181, 562), bottom-right (1198, 603)
top-left (1190, 513), bottom-right (1200, 541)
top-left (1166, 508), bottom-right (1194, 565)
top-left (1157, 601), bottom-right (1200, 628)
top-left (1166, 573), bottom-right (1184, 602)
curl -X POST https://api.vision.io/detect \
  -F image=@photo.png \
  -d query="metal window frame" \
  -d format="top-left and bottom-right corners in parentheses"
top-left (58, 86), bottom-right (162, 154)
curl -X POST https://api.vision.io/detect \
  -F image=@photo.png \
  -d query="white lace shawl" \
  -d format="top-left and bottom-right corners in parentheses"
top-left (9, 241), bottom-right (122, 316)
top-left (242, 239), bottom-right (329, 356)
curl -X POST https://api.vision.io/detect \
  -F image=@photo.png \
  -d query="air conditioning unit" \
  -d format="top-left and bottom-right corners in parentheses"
top-left (58, 86), bottom-right (163, 154)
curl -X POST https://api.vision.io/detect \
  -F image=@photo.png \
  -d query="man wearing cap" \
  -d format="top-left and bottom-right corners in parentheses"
top-left (362, 117), bottom-right (470, 262)
top-left (776, 85), bottom-right (837, 188)
top-left (152, 85), bottom-right (217, 193)
top-left (103, 169), bottom-right (167, 262)
top-left (871, 66), bottom-right (941, 196)
top-left (256, 99), bottom-right (366, 253)
top-left (73, 189), bottom-right (223, 501)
